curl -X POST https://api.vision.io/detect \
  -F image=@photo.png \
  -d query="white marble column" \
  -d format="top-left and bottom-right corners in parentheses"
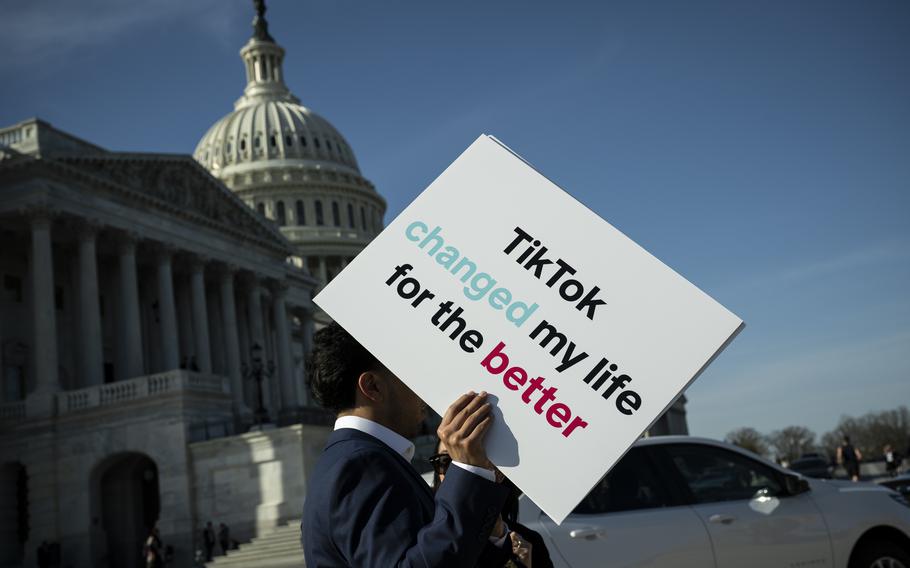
top-left (176, 275), bottom-right (193, 367)
top-left (190, 259), bottom-right (212, 373)
top-left (29, 211), bottom-right (59, 396)
top-left (246, 279), bottom-right (265, 352)
top-left (156, 248), bottom-right (180, 371)
top-left (301, 309), bottom-right (314, 355)
top-left (318, 256), bottom-right (328, 286)
top-left (236, 294), bottom-right (254, 407)
top-left (119, 238), bottom-right (144, 378)
top-left (300, 310), bottom-right (313, 406)
top-left (78, 223), bottom-right (104, 386)
top-left (219, 267), bottom-right (249, 415)
top-left (247, 281), bottom-right (273, 418)
top-left (271, 282), bottom-right (297, 413)
top-left (207, 286), bottom-right (225, 374)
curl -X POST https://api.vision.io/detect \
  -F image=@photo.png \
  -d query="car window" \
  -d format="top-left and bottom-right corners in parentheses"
top-left (573, 448), bottom-right (670, 515)
top-left (666, 444), bottom-right (784, 504)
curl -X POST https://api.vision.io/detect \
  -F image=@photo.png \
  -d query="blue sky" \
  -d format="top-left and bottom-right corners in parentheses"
top-left (2, 0), bottom-right (908, 443)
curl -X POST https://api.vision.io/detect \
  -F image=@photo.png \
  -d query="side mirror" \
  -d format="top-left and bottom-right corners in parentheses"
top-left (784, 473), bottom-right (811, 496)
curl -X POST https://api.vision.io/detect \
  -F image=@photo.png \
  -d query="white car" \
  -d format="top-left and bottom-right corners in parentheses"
top-left (518, 436), bottom-right (910, 568)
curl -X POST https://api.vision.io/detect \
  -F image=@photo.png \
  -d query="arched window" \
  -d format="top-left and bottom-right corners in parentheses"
top-left (361, 206), bottom-right (367, 230)
top-left (326, 140), bottom-right (332, 152)
top-left (296, 200), bottom-right (305, 225)
top-left (225, 142), bottom-right (232, 153)
top-left (285, 134), bottom-right (293, 146)
top-left (254, 136), bottom-right (261, 148)
top-left (270, 135), bottom-right (277, 147)
top-left (299, 135), bottom-right (307, 147)
top-left (276, 201), bottom-right (286, 226)
top-left (347, 203), bottom-right (355, 228)
top-left (314, 137), bottom-right (321, 149)
top-left (240, 139), bottom-right (247, 151)
top-left (256, 202), bottom-right (266, 216)
top-left (332, 201), bottom-right (341, 226)
top-left (315, 200), bottom-right (324, 226)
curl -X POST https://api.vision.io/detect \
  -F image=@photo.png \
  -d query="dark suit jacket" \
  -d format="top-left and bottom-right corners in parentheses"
top-left (302, 427), bottom-right (509, 568)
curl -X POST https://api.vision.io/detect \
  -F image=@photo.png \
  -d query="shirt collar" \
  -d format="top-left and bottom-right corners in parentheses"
top-left (334, 415), bottom-right (416, 462)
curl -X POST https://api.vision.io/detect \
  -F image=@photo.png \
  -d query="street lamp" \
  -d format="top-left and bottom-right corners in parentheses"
top-left (241, 342), bottom-right (274, 428)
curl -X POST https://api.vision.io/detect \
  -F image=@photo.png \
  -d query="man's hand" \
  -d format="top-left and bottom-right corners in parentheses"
top-left (438, 391), bottom-right (494, 468)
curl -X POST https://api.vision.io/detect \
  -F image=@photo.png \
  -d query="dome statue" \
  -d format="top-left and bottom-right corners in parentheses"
top-left (195, 0), bottom-right (386, 324)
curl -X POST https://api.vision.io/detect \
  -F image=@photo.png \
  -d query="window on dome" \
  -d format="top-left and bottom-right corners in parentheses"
top-left (326, 140), bottom-right (332, 152)
top-left (240, 139), bottom-right (246, 151)
top-left (300, 135), bottom-right (307, 147)
top-left (296, 200), bottom-right (305, 225)
top-left (255, 136), bottom-right (261, 148)
top-left (226, 142), bottom-right (232, 153)
top-left (361, 206), bottom-right (367, 230)
top-left (314, 137), bottom-right (321, 149)
top-left (270, 135), bottom-right (277, 147)
top-left (347, 204), bottom-right (355, 228)
top-left (332, 202), bottom-right (341, 226)
top-left (256, 202), bottom-right (266, 216)
top-left (315, 200), bottom-right (324, 226)
top-left (285, 134), bottom-right (293, 146)
top-left (276, 201), bottom-right (286, 226)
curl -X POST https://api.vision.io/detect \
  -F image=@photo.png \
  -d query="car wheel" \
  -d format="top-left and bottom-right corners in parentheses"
top-left (851, 540), bottom-right (910, 568)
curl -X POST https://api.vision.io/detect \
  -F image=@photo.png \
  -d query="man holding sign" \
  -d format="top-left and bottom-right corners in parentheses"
top-left (312, 134), bottom-right (742, 525)
top-left (302, 323), bottom-right (511, 567)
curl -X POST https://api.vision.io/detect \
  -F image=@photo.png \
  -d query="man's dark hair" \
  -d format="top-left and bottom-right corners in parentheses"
top-left (308, 322), bottom-right (381, 412)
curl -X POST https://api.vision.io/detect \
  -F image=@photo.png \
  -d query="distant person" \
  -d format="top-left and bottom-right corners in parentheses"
top-left (36, 541), bottom-right (49, 568)
top-left (47, 542), bottom-right (60, 568)
top-left (884, 445), bottom-right (900, 477)
top-left (837, 435), bottom-right (862, 482)
top-left (202, 521), bottom-right (216, 561)
top-left (218, 523), bottom-right (231, 556)
top-left (144, 526), bottom-right (163, 568)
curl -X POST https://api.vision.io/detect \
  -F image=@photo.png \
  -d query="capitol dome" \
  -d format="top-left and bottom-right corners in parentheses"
top-left (194, 0), bottom-right (386, 316)
top-left (195, 100), bottom-right (361, 177)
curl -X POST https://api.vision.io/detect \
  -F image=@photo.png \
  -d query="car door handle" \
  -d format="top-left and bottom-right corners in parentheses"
top-left (569, 528), bottom-right (608, 540)
top-left (708, 514), bottom-right (736, 525)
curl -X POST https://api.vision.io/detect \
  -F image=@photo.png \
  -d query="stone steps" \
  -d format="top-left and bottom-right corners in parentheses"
top-left (207, 523), bottom-right (304, 568)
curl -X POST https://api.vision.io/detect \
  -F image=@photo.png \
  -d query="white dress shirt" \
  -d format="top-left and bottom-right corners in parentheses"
top-left (333, 416), bottom-right (496, 482)
top-left (333, 416), bottom-right (508, 546)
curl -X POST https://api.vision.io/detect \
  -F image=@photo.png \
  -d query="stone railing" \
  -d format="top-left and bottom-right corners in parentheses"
top-left (57, 370), bottom-right (229, 416)
top-left (0, 401), bottom-right (26, 421)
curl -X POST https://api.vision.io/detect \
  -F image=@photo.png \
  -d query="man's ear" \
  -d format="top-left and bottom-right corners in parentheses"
top-left (356, 371), bottom-right (384, 403)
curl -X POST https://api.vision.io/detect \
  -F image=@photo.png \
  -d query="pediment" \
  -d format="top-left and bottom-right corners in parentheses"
top-left (53, 154), bottom-right (293, 255)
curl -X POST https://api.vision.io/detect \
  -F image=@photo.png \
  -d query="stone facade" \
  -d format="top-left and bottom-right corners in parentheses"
top-left (0, 118), bottom-right (325, 568)
top-left (188, 423), bottom-right (332, 544)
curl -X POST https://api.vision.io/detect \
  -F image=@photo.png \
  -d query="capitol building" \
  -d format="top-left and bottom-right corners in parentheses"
top-left (193, 5), bottom-right (386, 324)
top-left (0, 3), bottom-right (686, 567)
top-left (0, 3), bottom-right (381, 567)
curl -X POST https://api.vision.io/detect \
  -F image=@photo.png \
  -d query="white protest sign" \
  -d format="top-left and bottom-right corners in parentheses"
top-left (314, 135), bottom-right (744, 524)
